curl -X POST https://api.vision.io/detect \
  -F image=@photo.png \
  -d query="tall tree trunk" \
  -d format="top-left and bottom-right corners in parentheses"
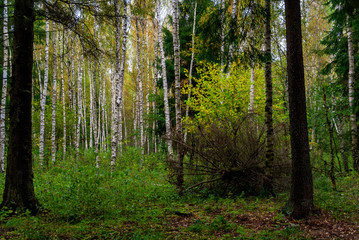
top-left (61, 29), bottom-right (66, 160)
top-left (323, 87), bottom-right (337, 191)
top-left (51, 23), bottom-right (57, 164)
top-left (226, 0), bottom-right (238, 76)
top-left (136, 19), bottom-right (144, 165)
top-left (348, 18), bottom-right (358, 171)
top-left (76, 41), bottom-right (84, 161)
top-left (0, 0), bottom-right (9, 173)
top-left (39, 19), bottom-right (50, 168)
top-left (184, 1), bottom-right (197, 144)
top-left (264, 0), bottom-right (274, 195)
top-left (1, 0), bottom-right (39, 213)
top-left (157, 0), bottom-right (174, 165)
top-left (249, 1), bottom-right (255, 114)
top-left (284, 0), bottom-right (314, 219)
top-left (111, 0), bottom-right (128, 169)
top-left (152, 18), bottom-right (158, 153)
top-left (220, 0), bottom-right (226, 70)
top-left (334, 118), bottom-right (349, 172)
top-left (89, 65), bottom-right (94, 149)
top-left (172, 0), bottom-right (184, 191)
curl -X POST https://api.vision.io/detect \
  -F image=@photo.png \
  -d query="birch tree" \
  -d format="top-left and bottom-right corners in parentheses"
top-left (111, 0), bottom-right (128, 168)
top-left (76, 40), bottom-right (84, 160)
top-left (39, 19), bottom-right (50, 167)
top-left (348, 17), bottom-right (358, 171)
top-left (157, 0), bottom-right (174, 164)
top-left (0, 0), bottom-right (9, 173)
top-left (136, 19), bottom-right (145, 164)
top-left (51, 23), bottom-right (57, 164)
top-left (184, 1), bottom-right (197, 144)
top-left (61, 29), bottom-right (66, 160)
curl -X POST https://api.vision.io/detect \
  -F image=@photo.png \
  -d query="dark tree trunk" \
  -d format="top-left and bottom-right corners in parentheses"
top-left (0, 0), bottom-right (39, 214)
top-left (284, 0), bottom-right (314, 219)
top-left (263, 0), bottom-right (275, 196)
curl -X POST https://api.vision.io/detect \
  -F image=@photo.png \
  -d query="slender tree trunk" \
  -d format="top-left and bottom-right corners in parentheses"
top-left (61, 29), bottom-right (66, 160)
top-left (1, 0), bottom-right (39, 213)
top-left (172, 0), bottom-right (184, 191)
top-left (39, 19), bottom-right (50, 168)
top-left (249, 1), bottom-right (255, 114)
top-left (76, 41), bottom-right (84, 161)
top-left (152, 18), bottom-right (158, 153)
top-left (348, 18), bottom-right (358, 171)
top-left (220, 0), bottom-right (226, 70)
top-left (0, 0), bottom-right (9, 173)
top-left (335, 118), bottom-right (349, 172)
top-left (83, 67), bottom-right (88, 150)
top-left (51, 23), bottom-right (57, 164)
top-left (264, 0), bottom-right (274, 195)
top-left (184, 1), bottom-right (197, 144)
top-left (226, 0), bottom-right (238, 76)
top-left (89, 66), bottom-right (94, 149)
top-left (323, 87), bottom-right (337, 191)
top-left (136, 19), bottom-right (144, 165)
top-left (111, 0), bottom-right (128, 169)
top-left (157, 0), bottom-right (174, 165)
top-left (284, 0), bottom-right (314, 219)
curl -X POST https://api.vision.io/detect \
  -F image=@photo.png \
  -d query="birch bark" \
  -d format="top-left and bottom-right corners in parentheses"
top-left (76, 41), bottom-right (84, 160)
top-left (61, 29), bottom-right (66, 160)
top-left (157, 0), bottom-right (174, 167)
top-left (51, 23), bottom-right (57, 164)
top-left (111, 0), bottom-right (128, 168)
top-left (136, 19), bottom-right (144, 164)
top-left (39, 19), bottom-right (50, 167)
top-left (184, 1), bottom-right (197, 143)
top-left (348, 19), bottom-right (358, 171)
top-left (0, 0), bottom-right (9, 172)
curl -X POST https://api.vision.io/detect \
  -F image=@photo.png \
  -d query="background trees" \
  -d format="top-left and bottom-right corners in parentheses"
top-left (0, 0), bottom-right (357, 222)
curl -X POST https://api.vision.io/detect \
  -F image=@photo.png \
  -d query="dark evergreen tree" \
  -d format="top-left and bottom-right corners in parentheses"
top-left (285, 0), bottom-right (314, 219)
top-left (1, 0), bottom-right (39, 214)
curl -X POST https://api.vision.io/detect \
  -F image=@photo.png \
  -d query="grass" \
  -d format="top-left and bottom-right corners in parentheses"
top-left (0, 147), bottom-right (357, 239)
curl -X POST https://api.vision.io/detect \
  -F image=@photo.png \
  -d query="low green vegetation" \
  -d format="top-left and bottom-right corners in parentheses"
top-left (0, 148), bottom-right (358, 239)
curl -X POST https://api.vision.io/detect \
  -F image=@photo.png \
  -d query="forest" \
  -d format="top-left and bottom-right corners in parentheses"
top-left (0, 0), bottom-right (358, 239)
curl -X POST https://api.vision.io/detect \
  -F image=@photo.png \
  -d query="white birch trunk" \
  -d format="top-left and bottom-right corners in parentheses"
top-left (136, 19), bottom-right (145, 164)
top-left (184, 1), bottom-right (197, 143)
top-left (39, 19), bottom-right (50, 167)
top-left (51, 23), bottom-right (57, 164)
top-left (220, 0), bottom-right (226, 70)
top-left (62, 29), bottom-right (66, 160)
top-left (76, 42), bottom-right (84, 160)
top-left (0, 0), bottom-right (9, 172)
top-left (111, 0), bottom-right (129, 168)
top-left (157, 0), bottom-right (174, 163)
top-left (89, 66), bottom-right (94, 149)
top-left (348, 19), bottom-right (358, 170)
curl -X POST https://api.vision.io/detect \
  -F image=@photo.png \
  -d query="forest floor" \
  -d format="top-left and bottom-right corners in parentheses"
top-left (0, 150), bottom-right (358, 239)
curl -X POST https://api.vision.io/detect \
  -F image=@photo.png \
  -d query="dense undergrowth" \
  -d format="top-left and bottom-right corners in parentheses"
top-left (0, 147), bottom-right (358, 239)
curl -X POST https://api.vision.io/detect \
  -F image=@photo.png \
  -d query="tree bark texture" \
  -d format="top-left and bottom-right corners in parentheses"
top-left (39, 19), bottom-right (50, 168)
top-left (264, 0), bottom-right (274, 195)
top-left (51, 23), bottom-right (57, 164)
top-left (1, 0), bottom-right (39, 213)
top-left (285, 0), bottom-right (314, 219)
top-left (347, 19), bottom-right (358, 171)
top-left (0, 0), bottom-right (9, 173)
